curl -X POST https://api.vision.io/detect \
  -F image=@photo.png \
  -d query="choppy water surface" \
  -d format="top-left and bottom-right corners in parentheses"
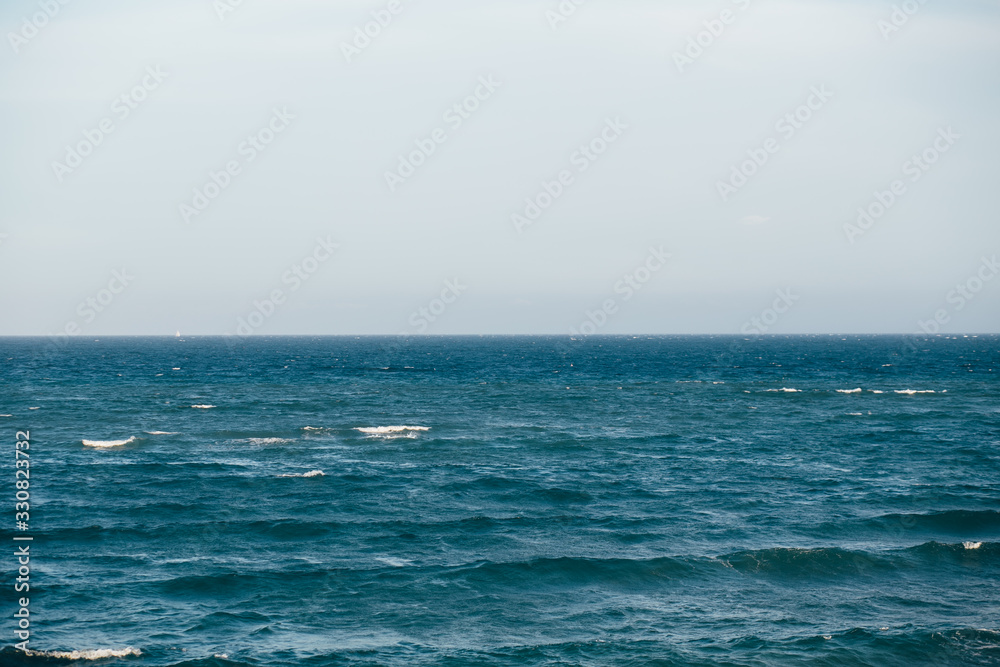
top-left (1, 336), bottom-right (998, 666)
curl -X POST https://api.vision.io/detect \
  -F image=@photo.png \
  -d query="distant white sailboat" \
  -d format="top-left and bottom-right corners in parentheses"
top-left (175, 330), bottom-right (181, 338)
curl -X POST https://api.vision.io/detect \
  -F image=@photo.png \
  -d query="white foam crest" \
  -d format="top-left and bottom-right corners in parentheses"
top-left (301, 426), bottom-right (326, 432)
top-left (145, 431), bottom-right (178, 435)
top-left (872, 390), bottom-right (885, 394)
top-left (836, 388), bottom-right (863, 394)
top-left (765, 388), bottom-right (801, 393)
top-left (964, 541), bottom-right (983, 550)
top-left (246, 437), bottom-right (291, 446)
top-left (0, 414), bottom-right (12, 417)
top-left (25, 647), bottom-right (142, 659)
top-left (191, 404), bottom-right (216, 409)
top-left (376, 556), bottom-right (414, 567)
top-left (894, 390), bottom-right (936, 395)
top-left (82, 436), bottom-right (136, 448)
top-left (356, 426), bottom-right (430, 435)
top-left (279, 470), bottom-right (325, 478)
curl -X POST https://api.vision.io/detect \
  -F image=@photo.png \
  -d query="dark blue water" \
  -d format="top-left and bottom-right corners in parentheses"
top-left (1, 336), bottom-right (998, 666)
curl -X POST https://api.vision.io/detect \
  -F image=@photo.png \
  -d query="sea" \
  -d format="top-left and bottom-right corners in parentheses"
top-left (0, 335), bottom-right (997, 666)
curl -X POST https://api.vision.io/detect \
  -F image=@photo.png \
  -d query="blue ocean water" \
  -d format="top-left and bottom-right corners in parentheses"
top-left (1, 335), bottom-right (998, 666)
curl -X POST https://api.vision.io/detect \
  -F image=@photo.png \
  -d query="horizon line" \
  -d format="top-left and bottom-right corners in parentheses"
top-left (0, 333), bottom-right (996, 339)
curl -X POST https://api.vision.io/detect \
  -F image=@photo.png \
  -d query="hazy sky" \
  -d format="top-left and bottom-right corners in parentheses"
top-left (2, 0), bottom-right (999, 335)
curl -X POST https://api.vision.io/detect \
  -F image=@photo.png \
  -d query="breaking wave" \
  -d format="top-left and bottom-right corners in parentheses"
top-left (24, 647), bottom-right (141, 660)
top-left (82, 436), bottom-right (136, 448)
top-left (355, 426), bottom-right (430, 435)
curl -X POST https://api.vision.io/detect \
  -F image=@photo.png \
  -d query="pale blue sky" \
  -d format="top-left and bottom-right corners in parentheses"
top-left (1, 0), bottom-right (999, 335)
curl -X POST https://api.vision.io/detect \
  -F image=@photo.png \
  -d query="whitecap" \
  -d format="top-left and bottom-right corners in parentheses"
top-left (847, 412), bottom-right (863, 416)
top-left (871, 390), bottom-right (885, 394)
top-left (894, 390), bottom-right (936, 395)
top-left (214, 654), bottom-right (229, 659)
top-left (28, 407), bottom-right (40, 410)
top-left (765, 388), bottom-right (801, 393)
top-left (279, 470), bottom-right (325, 478)
top-left (836, 388), bottom-right (862, 394)
top-left (191, 404), bottom-right (216, 409)
top-left (25, 647), bottom-right (141, 659)
top-left (145, 431), bottom-right (178, 435)
top-left (376, 556), bottom-right (414, 567)
top-left (0, 414), bottom-right (11, 417)
top-left (964, 541), bottom-right (982, 550)
top-left (301, 426), bottom-right (326, 432)
top-left (356, 426), bottom-right (430, 435)
top-left (82, 437), bottom-right (136, 448)
top-left (245, 437), bottom-right (290, 446)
